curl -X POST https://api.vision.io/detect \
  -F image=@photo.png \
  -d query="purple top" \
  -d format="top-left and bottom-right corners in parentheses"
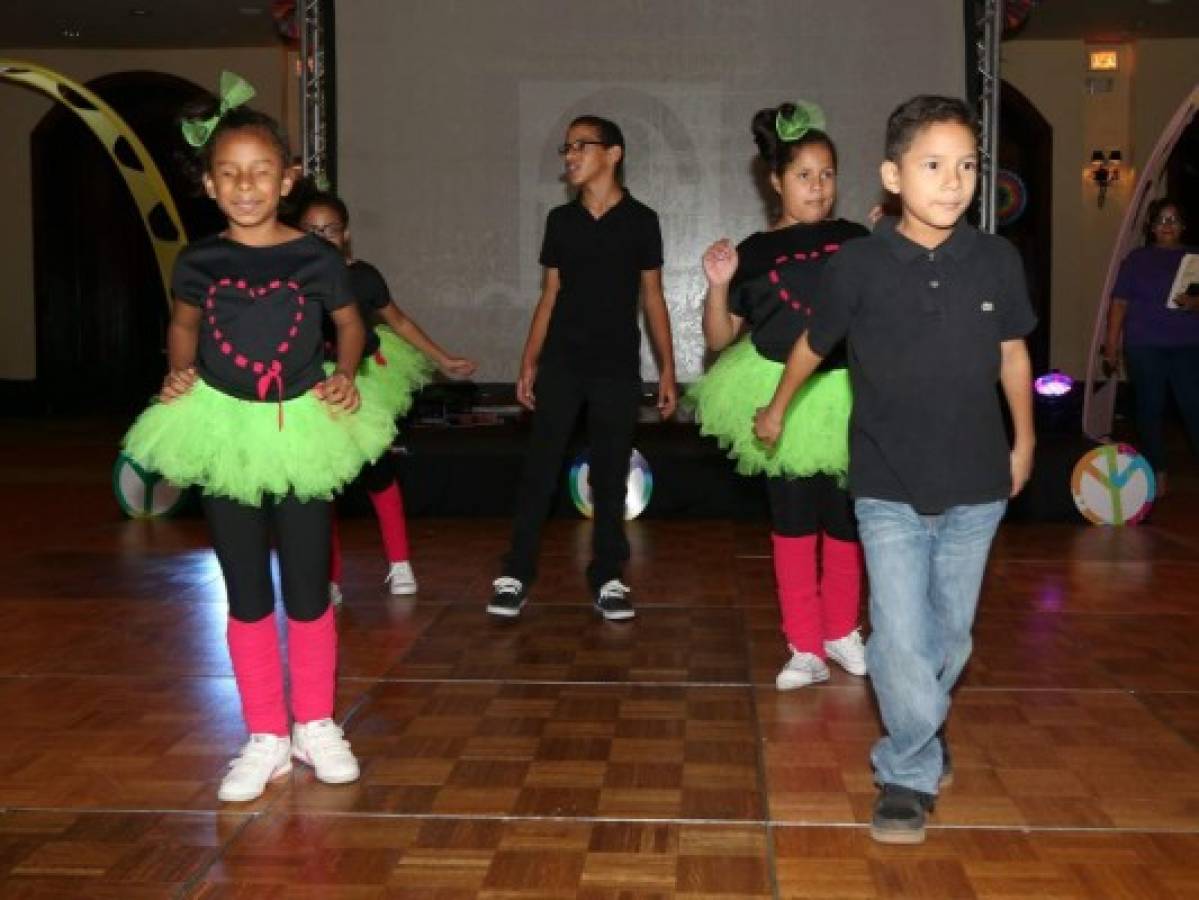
top-left (1113, 245), bottom-right (1199, 347)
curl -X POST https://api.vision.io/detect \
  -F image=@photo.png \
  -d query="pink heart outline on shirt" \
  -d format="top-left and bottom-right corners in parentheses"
top-left (203, 276), bottom-right (306, 399)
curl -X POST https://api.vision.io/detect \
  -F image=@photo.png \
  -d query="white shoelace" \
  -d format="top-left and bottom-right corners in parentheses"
top-left (303, 721), bottom-right (350, 753)
top-left (228, 735), bottom-right (284, 771)
top-left (599, 580), bottom-right (630, 600)
top-left (493, 576), bottom-right (523, 595)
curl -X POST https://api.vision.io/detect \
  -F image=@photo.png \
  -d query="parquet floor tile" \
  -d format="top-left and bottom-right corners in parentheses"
top-left (2, 420), bottom-right (1199, 896)
top-left (192, 814), bottom-right (774, 898)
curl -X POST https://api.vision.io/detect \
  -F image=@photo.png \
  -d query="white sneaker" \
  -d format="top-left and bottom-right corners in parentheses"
top-left (386, 561), bottom-right (418, 595)
top-left (217, 734), bottom-right (292, 802)
top-left (329, 582), bottom-right (343, 606)
top-left (825, 629), bottom-right (868, 677)
top-left (291, 718), bottom-right (360, 784)
top-left (775, 650), bottom-right (830, 691)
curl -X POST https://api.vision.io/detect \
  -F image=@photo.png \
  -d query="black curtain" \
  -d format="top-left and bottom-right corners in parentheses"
top-left (31, 71), bottom-right (223, 413)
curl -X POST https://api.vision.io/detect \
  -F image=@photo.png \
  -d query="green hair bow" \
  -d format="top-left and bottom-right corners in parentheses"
top-left (181, 71), bottom-right (257, 147)
top-left (775, 101), bottom-right (827, 143)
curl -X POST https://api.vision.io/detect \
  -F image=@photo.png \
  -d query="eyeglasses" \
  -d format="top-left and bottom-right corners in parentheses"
top-left (1154, 214), bottom-right (1182, 226)
top-left (305, 222), bottom-right (345, 238)
top-left (557, 139), bottom-right (608, 155)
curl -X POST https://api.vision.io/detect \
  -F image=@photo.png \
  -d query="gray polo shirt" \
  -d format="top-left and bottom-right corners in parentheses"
top-left (807, 217), bottom-right (1037, 514)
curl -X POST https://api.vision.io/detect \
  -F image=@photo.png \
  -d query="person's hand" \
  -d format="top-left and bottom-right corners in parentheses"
top-left (657, 375), bottom-right (678, 420)
top-left (701, 239), bottom-right (738, 288)
top-left (439, 356), bottom-right (477, 379)
top-left (1101, 344), bottom-right (1121, 376)
top-left (315, 371), bottom-right (360, 412)
top-left (159, 367), bottom-right (197, 403)
top-left (516, 363), bottom-right (537, 410)
top-left (753, 405), bottom-right (784, 446)
top-left (1010, 442), bottom-right (1034, 497)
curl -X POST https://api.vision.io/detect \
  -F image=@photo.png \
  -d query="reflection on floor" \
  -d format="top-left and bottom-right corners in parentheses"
top-left (1, 419), bottom-right (1198, 898)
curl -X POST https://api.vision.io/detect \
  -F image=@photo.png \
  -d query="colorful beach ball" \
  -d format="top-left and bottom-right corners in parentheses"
top-left (113, 452), bottom-right (188, 518)
top-left (569, 448), bottom-right (653, 520)
top-left (1071, 443), bottom-right (1155, 526)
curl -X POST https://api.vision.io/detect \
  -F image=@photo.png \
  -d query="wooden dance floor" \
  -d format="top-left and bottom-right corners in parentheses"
top-left (2, 419), bottom-right (1198, 898)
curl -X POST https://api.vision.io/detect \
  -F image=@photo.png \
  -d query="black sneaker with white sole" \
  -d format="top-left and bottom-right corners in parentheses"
top-left (870, 783), bottom-right (935, 844)
top-left (487, 576), bottom-right (528, 617)
top-left (594, 579), bottom-right (635, 621)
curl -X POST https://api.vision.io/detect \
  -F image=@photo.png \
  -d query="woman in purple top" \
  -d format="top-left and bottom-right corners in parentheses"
top-left (1105, 198), bottom-right (1199, 494)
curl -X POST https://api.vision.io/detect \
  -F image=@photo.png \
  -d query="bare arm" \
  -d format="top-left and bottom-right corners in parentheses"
top-left (160, 300), bottom-right (202, 401)
top-left (999, 338), bottom-right (1035, 497)
top-left (752, 333), bottom-right (826, 445)
top-left (378, 303), bottom-right (477, 378)
top-left (700, 239), bottom-right (743, 351)
top-left (1104, 298), bottom-right (1127, 370)
top-left (516, 268), bottom-right (561, 410)
top-left (641, 268), bottom-right (677, 418)
top-left (167, 301), bottom-right (201, 372)
top-left (329, 304), bottom-right (365, 379)
top-left (702, 282), bottom-right (744, 351)
top-left (316, 304), bottom-right (365, 411)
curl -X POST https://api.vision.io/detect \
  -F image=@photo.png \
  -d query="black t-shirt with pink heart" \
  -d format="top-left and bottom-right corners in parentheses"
top-left (728, 218), bottom-right (869, 369)
top-left (173, 233), bottom-right (353, 402)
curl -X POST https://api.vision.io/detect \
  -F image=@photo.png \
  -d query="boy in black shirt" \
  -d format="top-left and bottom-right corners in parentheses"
top-left (489, 115), bottom-right (677, 621)
top-left (755, 96), bottom-right (1036, 843)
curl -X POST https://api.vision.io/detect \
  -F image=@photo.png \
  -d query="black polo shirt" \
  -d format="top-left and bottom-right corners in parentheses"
top-left (539, 192), bottom-right (663, 378)
top-left (729, 218), bottom-right (869, 367)
top-left (807, 218), bottom-right (1037, 513)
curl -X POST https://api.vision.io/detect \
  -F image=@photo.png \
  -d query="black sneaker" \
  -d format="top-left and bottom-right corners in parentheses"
top-left (938, 729), bottom-right (954, 789)
top-left (870, 783), bottom-right (935, 845)
top-left (594, 580), bottom-right (635, 621)
top-left (487, 577), bottom-right (527, 618)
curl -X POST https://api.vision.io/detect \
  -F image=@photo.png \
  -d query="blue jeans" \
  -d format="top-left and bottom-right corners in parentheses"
top-left (855, 498), bottom-right (1006, 795)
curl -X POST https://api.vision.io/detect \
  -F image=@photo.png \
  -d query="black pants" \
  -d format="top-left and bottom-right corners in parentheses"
top-left (766, 473), bottom-right (857, 540)
top-left (359, 454), bottom-right (395, 494)
top-left (203, 494), bottom-right (332, 623)
top-left (503, 365), bottom-right (641, 590)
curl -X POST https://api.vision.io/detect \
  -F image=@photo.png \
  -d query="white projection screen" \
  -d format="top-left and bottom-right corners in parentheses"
top-left (337, 0), bottom-right (964, 382)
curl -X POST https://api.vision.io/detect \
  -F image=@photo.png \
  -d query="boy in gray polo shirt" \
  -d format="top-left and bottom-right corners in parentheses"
top-left (755, 95), bottom-right (1036, 844)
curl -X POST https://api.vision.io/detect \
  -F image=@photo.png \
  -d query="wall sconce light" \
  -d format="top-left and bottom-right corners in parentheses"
top-left (1090, 149), bottom-right (1122, 207)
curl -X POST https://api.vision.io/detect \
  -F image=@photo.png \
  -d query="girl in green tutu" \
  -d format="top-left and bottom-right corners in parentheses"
top-left (690, 101), bottom-right (868, 691)
top-left (123, 76), bottom-right (383, 802)
top-left (297, 192), bottom-right (476, 601)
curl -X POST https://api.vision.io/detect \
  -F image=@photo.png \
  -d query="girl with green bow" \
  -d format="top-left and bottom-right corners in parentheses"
top-left (688, 100), bottom-right (871, 693)
top-left (123, 72), bottom-right (384, 804)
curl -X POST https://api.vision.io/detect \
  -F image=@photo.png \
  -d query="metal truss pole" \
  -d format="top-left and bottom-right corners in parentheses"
top-left (298, 0), bottom-right (335, 189)
top-left (975, 0), bottom-right (1003, 233)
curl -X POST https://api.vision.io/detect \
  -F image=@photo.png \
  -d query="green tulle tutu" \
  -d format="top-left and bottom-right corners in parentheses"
top-left (122, 376), bottom-right (397, 506)
top-left (686, 338), bottom-right (851, 478)
top-left (331, 327), bottom-right (433, 421)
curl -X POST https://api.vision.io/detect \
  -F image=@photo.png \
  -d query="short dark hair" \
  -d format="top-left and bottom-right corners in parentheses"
top-left (297, 190), bottom-right (350, 226)
top-left (1144, 197), bottom-right (1183, 244)
top-left (885, 95), bottom-right (978, 162)
top-left (569, 114), bottom-right (625, 180)
top-left (751, 103), bottom-right (838, 178)
top-left (179, 100), bottom-right (290, 189)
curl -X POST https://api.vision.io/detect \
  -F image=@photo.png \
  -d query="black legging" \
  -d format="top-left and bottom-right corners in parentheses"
top-left (765, 473), bottom-right (857, 540)
top-left (202, 493), bottom-right (332, 623)
top-left (359, 454), bottom-right (395, 494)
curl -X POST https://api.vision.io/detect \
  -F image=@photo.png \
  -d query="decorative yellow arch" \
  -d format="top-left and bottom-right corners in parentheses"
top-left (0, 59), bottom-right (188, 310)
